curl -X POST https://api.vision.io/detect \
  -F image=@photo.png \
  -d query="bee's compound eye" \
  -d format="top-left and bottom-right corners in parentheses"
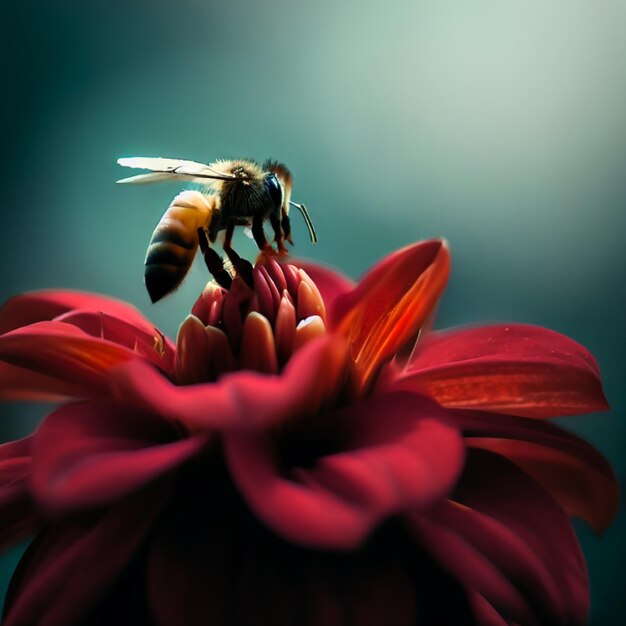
top-left (264, 173), bottom-right (283, 212)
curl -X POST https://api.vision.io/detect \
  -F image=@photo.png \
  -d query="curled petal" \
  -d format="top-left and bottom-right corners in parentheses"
top-left (261, 256), bottom-right (288, 293)
top-left (240, 313), bottom-right (279, 374)
top-left (175, 317), bottom-right (235, 384)
top-left (294, 315), bottom-right (326, 352)
top-left (174, 315), bottom-right (215, 384)
top-left (225, 392), bottom-right (464, 550)
top-left (174, 315), bottom-right (235, 384)
top-left (55, 310), bottom-right (174, 374)
top-left (221, 278), bottom-right (254, 350)
top-left (297, 270), bottom-right (327, 323)
top-left (275, 295), bottom-right (297, 363)
top-left (31, 400), bottom-right (207, 514)
top-left (280, 262), bottom-right (302, 296)
top-left (3, 484), bottom-right (169, 626)
top-left (398, 324), bottom-right (609, 418)
top-left (333, 239), bottom-right (450, 389)
top-left (110, 335), bottom-right (349, 432)
top-left (0, 321), bottom-right (136, 398)
top-left (253, 266), bottom-right (280, 321)
top-left (191, 283), bottom-right (225, 327)
top-left (0, 309), bottom-right (174, 400)
top-left (0, 290), bottom-right (154, 335)
top-left (409, 450), bottom-right (588, 626)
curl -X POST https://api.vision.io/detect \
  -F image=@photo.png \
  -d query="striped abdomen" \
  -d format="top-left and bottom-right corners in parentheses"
top-left (144, 191), bottom-right (216, 303)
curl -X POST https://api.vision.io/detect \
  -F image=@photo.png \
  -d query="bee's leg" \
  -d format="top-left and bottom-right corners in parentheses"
top-left (197, 228), bottom-right (232, 290)
top-left (223, 222), bottom-right (253, 287)
top-left (281, 213), bottom-right (294, 246)
top-left (222, 221), bottom-right (235, 252)
top-left (269, 214), bottom-right (288, 255)
top-left (252, 214), bottom-right (276, 255)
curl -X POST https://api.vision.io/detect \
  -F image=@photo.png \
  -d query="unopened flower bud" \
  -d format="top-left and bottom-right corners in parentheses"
top-left (178, 255), bottom-right (327, 379)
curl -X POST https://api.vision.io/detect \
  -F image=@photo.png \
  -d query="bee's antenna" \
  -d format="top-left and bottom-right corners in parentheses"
top-left (289, 201), bottom-right (318, 243)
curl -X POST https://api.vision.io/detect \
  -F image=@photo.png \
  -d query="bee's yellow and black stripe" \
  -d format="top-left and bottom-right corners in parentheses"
top-left (144, 191), bottom-right (216, 303)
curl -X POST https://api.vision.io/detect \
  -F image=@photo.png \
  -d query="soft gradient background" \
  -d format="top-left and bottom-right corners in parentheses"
top-left (1, 0), bottom-right (624, 623)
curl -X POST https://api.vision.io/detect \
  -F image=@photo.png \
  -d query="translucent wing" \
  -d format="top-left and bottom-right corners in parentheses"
top-left (116, 157), bottom-right (240, 185)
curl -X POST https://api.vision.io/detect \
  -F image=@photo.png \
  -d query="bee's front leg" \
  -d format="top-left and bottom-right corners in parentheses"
top-left (223, 222), bottom-right (253, 286)
top-left (269, 213), bottom-right (288, 255)
top-left (281, 214), bottom-right (294, 246)
top-left (197, 228), bottom-right (232, 290)
top-left (252, 214), bottom-right (277, 255)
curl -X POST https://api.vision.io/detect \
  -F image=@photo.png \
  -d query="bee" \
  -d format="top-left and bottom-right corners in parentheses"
top-left (117, 156), bottom-right (317, 303)
top-left (117, 157), bottom-right (317, 302)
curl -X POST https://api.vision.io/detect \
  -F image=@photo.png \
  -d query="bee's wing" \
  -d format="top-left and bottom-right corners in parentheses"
top-left (116, 157), bottom-right (239, 185)
top-left (115, 172), bottom-right (191, 184)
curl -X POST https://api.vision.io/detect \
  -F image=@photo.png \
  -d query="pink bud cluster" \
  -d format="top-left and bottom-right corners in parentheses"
top-left (174, 257), bottom-right (327, 384)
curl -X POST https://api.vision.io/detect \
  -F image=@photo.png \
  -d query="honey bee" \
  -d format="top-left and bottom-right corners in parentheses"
top-left (117, 156), bottom-right (316, 302)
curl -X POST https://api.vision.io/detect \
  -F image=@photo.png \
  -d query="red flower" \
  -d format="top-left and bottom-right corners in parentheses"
top-left (0, 240), bottom-right (616, 625)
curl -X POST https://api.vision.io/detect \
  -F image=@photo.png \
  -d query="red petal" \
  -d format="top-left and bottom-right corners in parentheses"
top-left (56, 310), bottom-right (175, 374)
top-left (467, 440), bottom-right (616, 533)
top-left (409, 449), bottom-right (588, 626)
top-left (0, 437), bottom-right (39, 549)
top-left (0, 321), bottom-right (138, 398)
top-left (0, 438), bottom-right (32, 495)
top-left (421, 498), bottom-right (575, 624)
top-left (332, 239), bottom-right (450, 389)
top-left (410, 508), bottom-right (539, 625)
top-left (0, 362), bottom-right (87, 402)
top-left (3, 484), bottom-right (168, 626)
top-left (453, 410), bottom-right (618, 531)
top-left (31, 400), bottom-right (207, 514)
top-left (225, 392), bottom-right (464, 549)
top-left (398, 324), bottom-right (609, 417)
top-left (287, 259), bottom-right (355, 315)
top-left (470, 439), bottom-right (615, 534)
top-left (0, 290), bottom-right (154, 335)
top-left (110, 335), bottom-right (349, 433)
top-left (460, 450), bottom-right (588, 624)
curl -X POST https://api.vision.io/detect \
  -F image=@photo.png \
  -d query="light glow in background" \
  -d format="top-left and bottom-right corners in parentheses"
top-left (1, 1), bottom-right (624, 622)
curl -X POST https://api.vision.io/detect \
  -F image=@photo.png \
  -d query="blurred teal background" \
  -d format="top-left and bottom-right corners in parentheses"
top-left (1, 0), bottom-right (624, 622)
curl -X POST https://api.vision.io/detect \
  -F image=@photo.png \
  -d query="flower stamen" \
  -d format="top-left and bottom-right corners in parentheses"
top-left (152, 329), bottom-right (166, 358)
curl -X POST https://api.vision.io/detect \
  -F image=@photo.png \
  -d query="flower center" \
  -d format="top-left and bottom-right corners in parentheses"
top-left (173, 256), bottom-right (327, 384)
